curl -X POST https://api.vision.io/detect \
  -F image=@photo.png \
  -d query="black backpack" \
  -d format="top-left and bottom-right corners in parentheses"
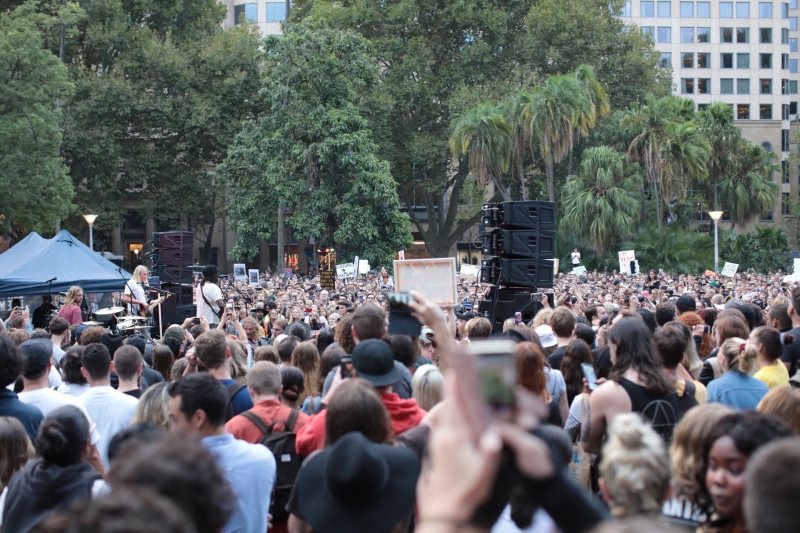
top-left (225, 381), bottom-right (247, 421)
top-left (240, 409), bottom-right (303, 522)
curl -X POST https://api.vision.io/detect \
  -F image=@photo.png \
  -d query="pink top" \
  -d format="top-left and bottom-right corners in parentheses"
top-left (57, 305), bottom-right (83, 325)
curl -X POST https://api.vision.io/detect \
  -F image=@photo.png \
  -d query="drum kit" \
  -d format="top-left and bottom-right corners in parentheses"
top-left (86, 306), bottom-right (153, 336)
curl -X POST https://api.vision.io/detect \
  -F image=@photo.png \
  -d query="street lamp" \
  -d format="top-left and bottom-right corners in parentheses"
top-left (709, 211), bottom-right (724, 273)
top-left (83, 214), bottom-right (98, 251)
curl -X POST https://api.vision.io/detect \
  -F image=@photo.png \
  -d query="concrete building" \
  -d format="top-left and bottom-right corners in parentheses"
top-left (621, 0), bottom-right (799, 229)
top-left (219, 0), bottom-right (287, 33)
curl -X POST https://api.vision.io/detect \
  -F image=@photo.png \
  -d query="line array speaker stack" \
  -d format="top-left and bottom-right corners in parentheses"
top-left (477, 201), bottom-right (557, 334)
top-left (151, 231), bottom-right (195, 329)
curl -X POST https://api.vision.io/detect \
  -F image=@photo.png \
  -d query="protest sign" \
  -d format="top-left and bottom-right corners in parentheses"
top-left (398, 250), bottom-right (405, 260)
top-left (320, 270), bottom-right (336, 290)
top-left (572, 266), bottom-right (587, 275)
top-left (394, 258), bottom-right (458, 305)
top-left (618, 250), bottom-right (636, 275)
top-left (233, 263), bottom-right (246, 281)
top-left (794, 258), bottom-right (800, 282)
top-left (359, 260), bottom-right (371, 275)
top-left (336, 263), bottom-right (355, 279)
top-left (248, 269), bottom-right (259, 286)
top-left (459, 264), bottom-right (480, 279)
top-left (721, 263), bottom-right (739, 277)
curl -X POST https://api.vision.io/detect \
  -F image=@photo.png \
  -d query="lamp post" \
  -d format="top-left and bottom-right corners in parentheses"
top-left (709, 211), bottom-right (724, 273)
top-left (83, 214), bottom-right (98, 251)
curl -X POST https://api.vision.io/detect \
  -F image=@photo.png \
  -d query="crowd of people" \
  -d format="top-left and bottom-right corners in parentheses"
top-left (1, 260), bottom-right (800, 533)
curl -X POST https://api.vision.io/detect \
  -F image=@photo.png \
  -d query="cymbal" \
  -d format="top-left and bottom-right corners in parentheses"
top-left (123, 316), bottom-right (149, 321)
top-left (131, 325), bottom-right (153, 330)
top-left (96, 306), bottom-right (125, 316)
top-left (82, 321), bottom-right (103, 326)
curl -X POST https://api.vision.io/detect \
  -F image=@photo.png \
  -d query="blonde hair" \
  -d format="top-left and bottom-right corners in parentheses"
top-left (669, 404), bottom-right (733, 504)
top-left (533, 308), bottom-right (553, 328)
top-left (758, 386), bottom-right (800, 433)
top-left (502, 318), bottom-right (516, 332)
top-left (131, 265), bottom-right (148, 283)
top-left (291, 341), bottom-right (320, 405)
top-left (63, 286), bottom-right (83, 308)
top-left (226, 339), bottom-right (248, 382)
top-left (411, 365), bottom-right (444, 411)
top-left (719, 337), bottom-right (758, 375)
top-left (131, 382), bottom-right (171, 429)
top-left (600, 413), bottom-right (671, 518)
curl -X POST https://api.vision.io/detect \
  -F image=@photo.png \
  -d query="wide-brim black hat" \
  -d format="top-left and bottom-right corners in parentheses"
top-left (285, 321), bottom-right (311, 342)
top-left (297, 432), bottom-right (420, 533)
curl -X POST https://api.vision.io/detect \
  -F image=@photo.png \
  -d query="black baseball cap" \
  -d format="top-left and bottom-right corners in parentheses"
top-left (352, 339), bottom-right (401, 388)
top-left (19, 339), bottom-right (53, 379)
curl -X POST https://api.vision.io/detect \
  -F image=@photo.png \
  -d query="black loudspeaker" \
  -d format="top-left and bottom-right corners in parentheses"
top-left (482, 229), bottom-right (556, 257)
top-left (482, 201), bottom-right (556, 230)
top-left (481, 258), bottom-right (554, 288)
top-left (153, 295), bottom-right (196, 331)
top-left (477, 289), bottom-right (552, 334)
top-left (152, 249), bottom-right (193, 267)
top-left (154, 266), bottom-right (192, 284)
top-left (153, 232), bottom-right (194, 250)
top-left (160, 283), bottom-right (194, 306)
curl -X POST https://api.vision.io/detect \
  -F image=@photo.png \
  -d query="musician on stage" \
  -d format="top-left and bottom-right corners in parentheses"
top-left (123, 266), bottom-right (152, 317)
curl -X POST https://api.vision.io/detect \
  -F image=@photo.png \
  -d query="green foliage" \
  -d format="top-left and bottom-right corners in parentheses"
top-left (0, 1), bottom-right (75, 239)
top-left (220, 21), bottom-right (412, 268)
top-left (720, 226), bottom-right (791, 272)
top-left (717, 142), bottom-right (778, 230)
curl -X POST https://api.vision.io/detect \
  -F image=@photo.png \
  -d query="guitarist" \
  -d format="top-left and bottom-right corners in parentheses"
top-left (123, 266), bottom-right (164, 318)
top-left (197, 265), bottom-right (225, 328)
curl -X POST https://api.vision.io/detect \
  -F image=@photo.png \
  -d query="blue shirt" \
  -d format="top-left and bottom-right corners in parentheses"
top-left (202, 433), bottom-right (276, 533)
top-left (707, 370), bottom-right (769, 411)
top-left (220, 379), bottom-right (254, 416)
top-left (0, 388), bottom-right (44, 439)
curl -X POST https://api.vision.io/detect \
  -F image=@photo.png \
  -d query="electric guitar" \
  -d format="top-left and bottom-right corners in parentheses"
top-left (135, 293), bottom-right (172, 318)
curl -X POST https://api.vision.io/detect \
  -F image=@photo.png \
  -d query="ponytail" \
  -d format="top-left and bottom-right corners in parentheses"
top-left (720, 337), bottom-right (758, 375)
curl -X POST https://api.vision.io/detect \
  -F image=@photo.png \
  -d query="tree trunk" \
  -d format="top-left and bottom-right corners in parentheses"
top-left (546, 160), bottom-right (555, 202)
top-left (201, 219), bottom-right (216, 264)
top-left (518, 155), bottom-right (528, 201)
top-left (277, 205), bottom-right (284, 272)
top-left (713, 174), bottom-right (718, 211)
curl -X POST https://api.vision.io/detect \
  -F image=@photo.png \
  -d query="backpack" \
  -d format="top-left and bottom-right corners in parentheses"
top-left (240, 409), bottom-right (303, 523)
top-left (225, 381), bottom-right (247, 421)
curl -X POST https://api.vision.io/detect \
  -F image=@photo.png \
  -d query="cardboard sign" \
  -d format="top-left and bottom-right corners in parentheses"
top-left (358, 260), bottom-right (371, 276)
top-left (320, 270), bottom-right (336, 290)
top-left (398, 250), bottom-right (405, 261)
top-left (354, 256), bottom-right (360, 275)
top-left (393, 258), bottom-right (458, 305)
top-left (459, 264), bottom-right (480, 278)
top-left (572, 266), bottom-right (587, 275)
top-left (233, 263), bottom-right (247, 281)
top-left (721, 263), bottom-right (739, 277)
top-left (618, 250), bottom-right (636, 275)
top-left (248, 269), bottom-right (259, 286)
top-left (337, 263), bottom-right (355, 279)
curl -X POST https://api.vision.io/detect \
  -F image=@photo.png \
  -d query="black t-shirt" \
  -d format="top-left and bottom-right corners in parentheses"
top-left (780, 326), bottom-right (800, 377)
top-left (123, 389), bottom-right (143, 399)
top-left (547, 346), bottom-right (567, 371)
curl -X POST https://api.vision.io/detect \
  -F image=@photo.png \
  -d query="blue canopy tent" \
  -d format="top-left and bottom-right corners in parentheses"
top-left (0, 231), bottom-right (131, 297)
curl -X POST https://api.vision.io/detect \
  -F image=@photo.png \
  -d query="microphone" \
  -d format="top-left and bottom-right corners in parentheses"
top-left (44, 277), bottom-right (57, 283)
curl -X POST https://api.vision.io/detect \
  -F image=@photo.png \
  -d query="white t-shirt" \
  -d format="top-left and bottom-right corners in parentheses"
top-left (196, 282), bottom-right (223, 324)
top-left (571, 251), bottom-right (581, 265)
top-left (53, 342), bottom-right (66, 365)
top-left (58, 382), bottom-right (91, 397)
top-left (78, 386), bottom-right (138, 469)
top-left (48, 366), bottom-right (63, 388)
top-left (18, 388), bottom-right (101, 444)
top-left (124, 282), bottom-right (148, 316)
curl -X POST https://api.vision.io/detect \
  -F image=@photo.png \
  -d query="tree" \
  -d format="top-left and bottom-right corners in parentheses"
top-left (561, 146), bottom-right (641, 255)
top-left (0, 1), bottom-right (74, 241)
top-left (696, 102), bottom-right (739, 211)
top-left (220, 22), bottom-right (412, 268)
top-left (718, 141), bottom-right (778, 230)
top-left (449, 104), bottom-right (514, 202)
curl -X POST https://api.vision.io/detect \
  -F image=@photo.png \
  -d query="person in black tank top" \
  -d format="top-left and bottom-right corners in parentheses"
top-left (618, 378), bottom-right (680, 443)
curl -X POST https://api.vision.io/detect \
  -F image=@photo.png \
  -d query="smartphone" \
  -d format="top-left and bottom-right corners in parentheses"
top-left (581, 363), bottom-right (598, 391)
top-left (469, 340), bottom-right (518, 418)
top-left (704, 325), bottom-right (711, 335)
top-left (340, 355), bottom-right (354, 379)
top-left (514, 312), bottom-right (522, 326)
top-left (192, 318), bottom-right (201, 325)
top-left (359, 295), bottom-right (364, 302)
top-left (532, 292), bottom-right (543, 302)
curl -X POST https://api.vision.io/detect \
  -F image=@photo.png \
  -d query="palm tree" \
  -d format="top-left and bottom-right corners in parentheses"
top-left (629, 226), bottom-right (714, 274)
top-left (718, 141), bottom-right (778, 230)
top-left (561, 146), bottom-right (641, 255)
top-left (660, 121), bottom-right (711, 209)
top-left (568, 65), bottom-right (611, 175)
top-left (449, 104), bottom-right (514, 201)
top-left (697, 102), bottom-right (740, 210)
top-left (508, 91), bottom-right (534, 201)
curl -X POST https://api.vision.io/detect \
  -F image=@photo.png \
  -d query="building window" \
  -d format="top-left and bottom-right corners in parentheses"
top-left (783, 104), bottom-right (790, 120)
top-left (783, 193), bottom-right (791, 215)
top-left (722, 53), bottom-right (734, 68)
top-left (783, 28), bottom-right (789, 44)
top-left (783, 54), bottom-right (790, 69)
top-left (683, 52), bottom-right (695, 68)
top-left (721, 79), bottom-right (735, 94)
top-left (681, 1), bottom-right (694, 16)
top-left (642, 26), bottom-right (655, 39)
top-left (784, 2), bottom-right (790, 17)
top-left (761, 53), bottom-right (772, 68)
top-left (762, 142), bottom-right (773, 152)
top-left (738, 104), bottom-right (751, 119)
top-left (660, 52), bottom-right (672, 67)
top-left (791, 59), bottom-right (799, 73)
top-left (792, 38), bottom-right (799, 52)
top-left (698, 1), bottom-right (711, 16)
top-left (641, 1), bottom-right (655, 16)
top-left (658, 1), bottom-right (672, 16)
top-left (697, 79), bottom-right (710, 93)
top-left (658, 26), bottom-right (671, 42)
top-left (761, 28), bottom-right (772, 42)
top-left (721, 27), bottom-right (734, 42)
top-left (791, 80), bottom-right (799, 93)
top-left (697, 27), bottom-right (711, 41)
top-left (721, 2), bottom-right (734, 16)
top-left (762, 210), bottom-right (774, 221)
top-left (621, 0), bottom-right (632, 16)
top-left (784, 78), bottom-right (790, 94)
top-left (697, 53), bottom-right (710, 67)
top-left (759, 1), bottom-right (773, 17)
top-left (682, 78), bottom-right (695, 94)
top-left (737, 2), bottom-right (751, 17)
top-left (738, 53), bottom-right (750, 68)
top-left (737, 27), bottom-right (750, 42)
top-left (783, 160), bottom-right (790, 182)
top-left (791, 102), bottom-right (798, 115)
top-left (761, 79), bottom-right (773, 93)
top-left (738, 78), bottom-right (751, 93)
top-left (783, 129), bottom-right (790, 151)
top-left (682, 27), bottom-right (695, 42)
top-left (762, 104), bottom-right (774, 119)
top-left (233, 3), bottom-right (257, 24)
top-left (266, 2), bottom-right (286, 22)
top-left (792, 0), bottom-right (798, 9)
top-left (791, 17), bottom-right (798, 29)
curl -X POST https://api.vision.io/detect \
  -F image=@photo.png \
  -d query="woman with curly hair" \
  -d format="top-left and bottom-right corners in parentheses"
top-left (679, 311), bottom-right (715, 361)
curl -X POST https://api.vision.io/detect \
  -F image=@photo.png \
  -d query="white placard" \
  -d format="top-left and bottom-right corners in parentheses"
top-left (794, 258), bottom-right (800, 282)
top-left (721, 262), bottom-right (739, 277)
top-left (459, 264), bottom-right (480, 278)
top-left (398, 250), bottom-right (405, 261)
top-left (336, 263), bottom-right (355, 279)
top-left (358, 260), bottom-right (370, 275)
top-left (248, 269), bottom-right (260, 286)
top-left (233, 263), bottom-right (247, 281)
top-left (572, 266), bottom-right (587, 275)
top-left (618, 250), bottom-right (636, 275)
top-left (354, 255), bottom-right (360, 275)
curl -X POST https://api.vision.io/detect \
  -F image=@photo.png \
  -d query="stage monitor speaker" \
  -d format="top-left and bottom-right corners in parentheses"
top-left (497, 258), bottom-right (554, 288)
top-left (482, 229), bottom-right (556, 258)
top-left (501, 201), bottom-right (556, 230)
top-left (153, 296), bottom-right (196, 331)
top-left (160, 283), bottom-right (194, 306)
top-left (153, 232), bottom-right (194, 250)
top-left (477, 289), bottom-right (555, 334)
top-left (152, 249), bottom-right (193, 267)
top-left (154, 266), bottom-right (192, 284)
